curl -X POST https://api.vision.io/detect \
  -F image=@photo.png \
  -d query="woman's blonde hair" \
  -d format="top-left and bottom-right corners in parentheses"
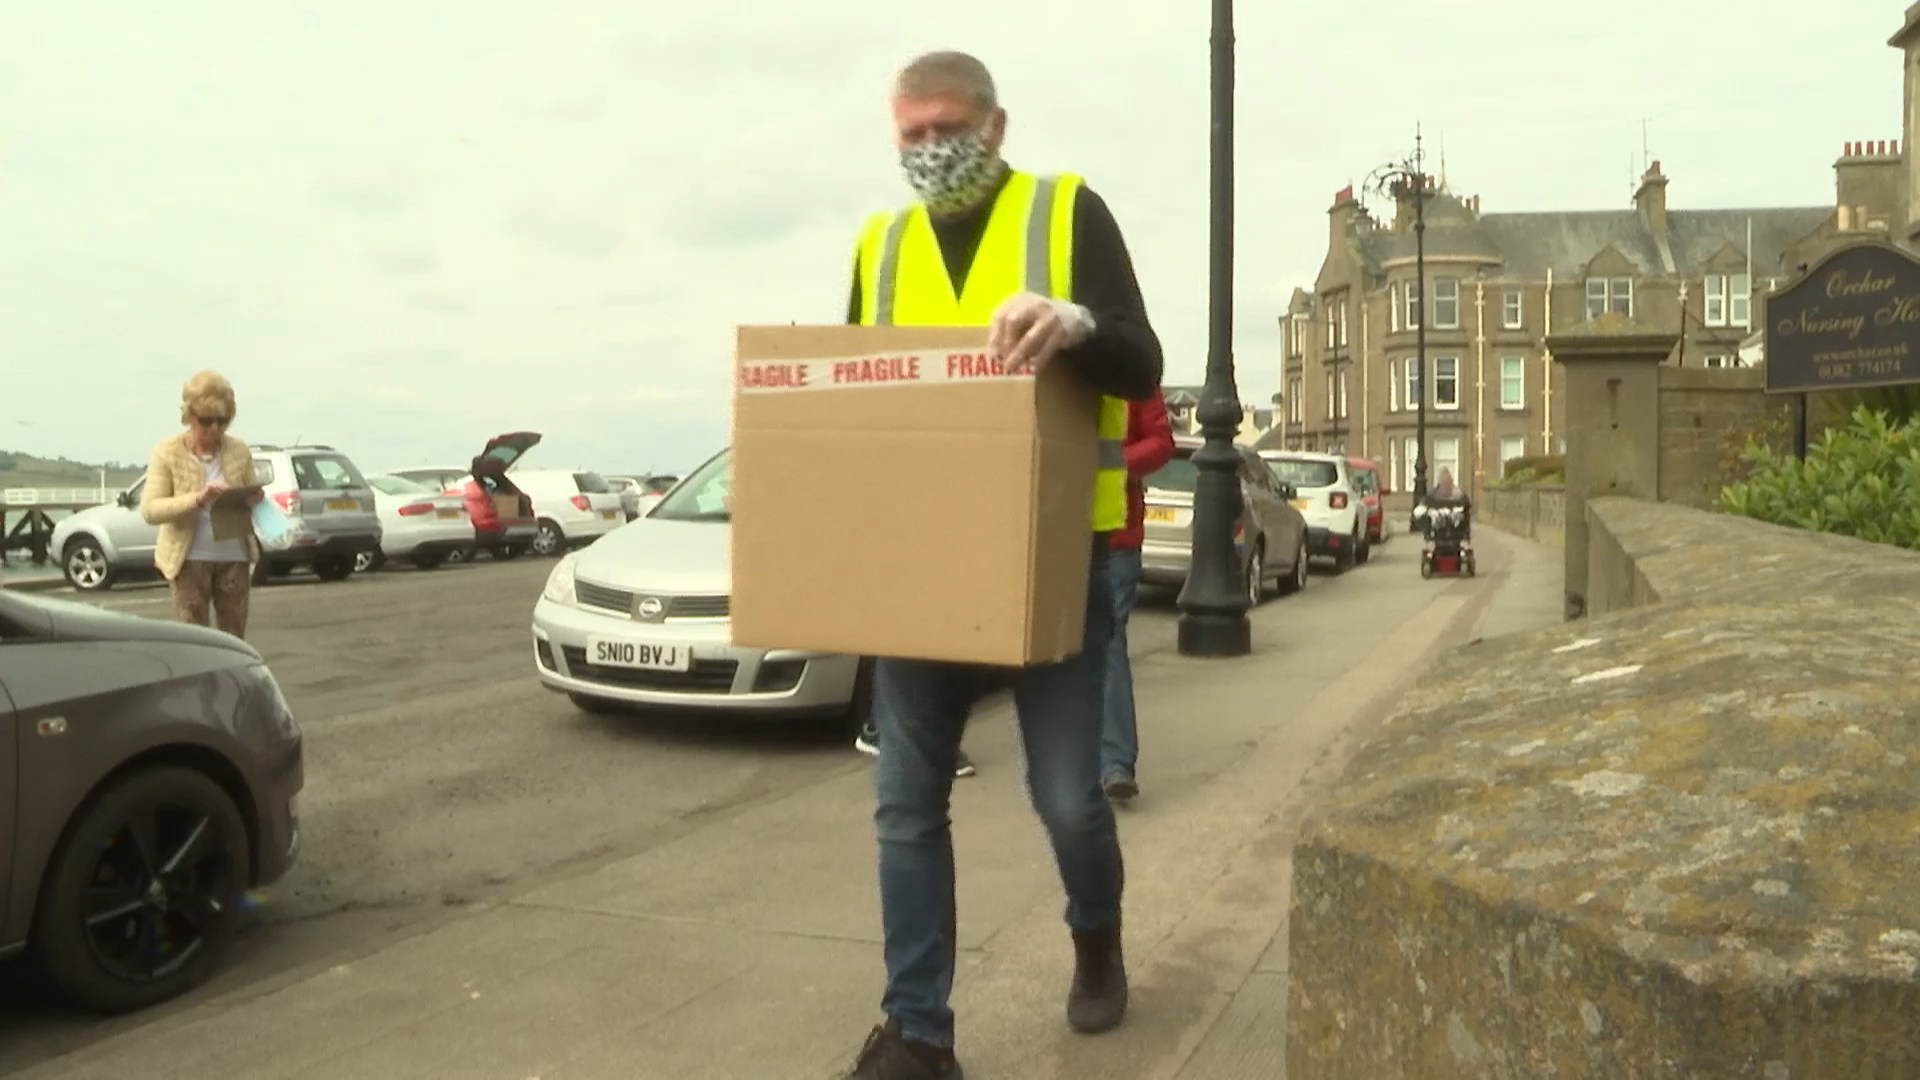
top-left (179, 369), bottom-right (237, 427)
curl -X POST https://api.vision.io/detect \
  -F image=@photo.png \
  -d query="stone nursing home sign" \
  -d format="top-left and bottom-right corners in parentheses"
top-left (1764, 239), bottom-right (1920, 395)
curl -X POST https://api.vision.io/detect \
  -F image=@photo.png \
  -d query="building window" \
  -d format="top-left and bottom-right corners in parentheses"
top-left (1434, 357), bottom-right (1459, 410)
top-left (1585, 276), bottom-right (1634, 319)
top-left (1404, 279), bottom-right (1421, 328)
top-left (1287, 377), bottom-right (1303, 422)
top-left (1433, 436), bottom-right (1461, 485)
top-left (1500, 355), bottom-right (1525, 409)
top-left (1387, 359), bottom-right (1399, 411)
top-left (1500, 435), bottom-right (1526, 477)
top-left (1390, 284), bottom-right (1401, 332)
top-left (1703, 354), bottom-right (1737, 369)
top-left (1389, 439), bottom-right (1402, 491)
top-left (1286, 316), bottom-right (1303, 358)
top-left (1502, 288), bottom-right (1523, 329)
top-left (1432, 277), bottom-right (1460, 329)
top-left (1405, 436), bottom-right (1422, 486)
top-left (1338, 370), bottom-right (1349, 419)
top-left (1404, 357), bottom-right (1421, 410)
top-left (1705, 272), bottom-right (1753, 328)
top-left (1326, 305), bottom-right (1336, 349)
top-left (1325, 373), bottom-right (1336, 419)
top-left (1338, 298), bottom-right (1349, 348)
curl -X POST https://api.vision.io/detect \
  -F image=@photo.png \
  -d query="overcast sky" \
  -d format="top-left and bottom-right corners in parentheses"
top-left (0, 1), bottom-right (1898, 475)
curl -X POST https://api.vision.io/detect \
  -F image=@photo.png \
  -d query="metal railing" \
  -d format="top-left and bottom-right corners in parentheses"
top-left (1479, 484), bottom-right (1566, 546)
top-left (2, 488), bottom-right (113, 507)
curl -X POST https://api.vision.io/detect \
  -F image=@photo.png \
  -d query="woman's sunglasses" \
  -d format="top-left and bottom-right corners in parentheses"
top-left (195, 414), bottom-right (231, 428)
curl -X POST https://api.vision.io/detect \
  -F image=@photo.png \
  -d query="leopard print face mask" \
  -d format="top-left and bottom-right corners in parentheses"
top-left (900, 129), bottom-right (1005, 215)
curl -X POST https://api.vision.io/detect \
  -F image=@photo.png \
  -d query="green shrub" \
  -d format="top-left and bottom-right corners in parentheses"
top-left (1499, 454), bottom-right (1564, 487)
top-left (1716, 406), bottom-right (1920, 549)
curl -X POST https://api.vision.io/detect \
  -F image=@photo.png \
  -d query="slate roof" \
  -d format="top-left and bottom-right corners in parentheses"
top-left (1342, 187), bottom-right (1832, 284)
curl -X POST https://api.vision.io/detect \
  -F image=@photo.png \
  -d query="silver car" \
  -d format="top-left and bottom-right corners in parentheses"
top-left (530, 448), bottom-right (867, 721)
top-left (1140, 436), bottom-right (1311, 604)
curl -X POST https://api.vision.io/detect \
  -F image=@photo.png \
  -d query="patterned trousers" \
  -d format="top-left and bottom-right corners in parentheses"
top-left (171, 560), bottom-right (253, 639)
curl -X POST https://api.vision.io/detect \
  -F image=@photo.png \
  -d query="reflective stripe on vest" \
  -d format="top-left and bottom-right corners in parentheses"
top-left (858, 170), bottom-right (1128, 532)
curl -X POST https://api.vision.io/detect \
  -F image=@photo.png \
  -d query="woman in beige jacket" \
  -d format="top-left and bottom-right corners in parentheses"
top-left (140, 370), bottom-right (263, 637)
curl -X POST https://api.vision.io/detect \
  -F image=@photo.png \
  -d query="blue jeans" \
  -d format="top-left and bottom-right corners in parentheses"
top-left (1100, 546), bottom-right (1143, 778)
top-left (870, 540), bottom-right (1120, 1047)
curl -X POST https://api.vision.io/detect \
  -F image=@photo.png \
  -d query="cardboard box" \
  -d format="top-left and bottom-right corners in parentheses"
top-left (492, 493), bottom-right (520, 521)
top-left (730, 325), bottom-right (1100, 667)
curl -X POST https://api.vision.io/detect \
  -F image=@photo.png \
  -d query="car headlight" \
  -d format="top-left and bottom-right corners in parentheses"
top-left (542, 553), bottom-right (579, 605)
top-left (246, 664), bottom-right (300, 741)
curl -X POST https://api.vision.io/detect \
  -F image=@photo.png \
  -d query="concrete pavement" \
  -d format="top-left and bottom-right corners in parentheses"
top-left (15, 527), bottom-right (1563, 1080)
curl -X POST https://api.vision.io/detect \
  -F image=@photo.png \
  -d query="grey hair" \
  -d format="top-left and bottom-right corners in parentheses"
top-left (894, 50), bottom-right (998, 113)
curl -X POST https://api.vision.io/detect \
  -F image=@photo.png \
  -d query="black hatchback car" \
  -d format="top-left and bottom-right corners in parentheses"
top-left (0, 591), bottom-right (303, 1013)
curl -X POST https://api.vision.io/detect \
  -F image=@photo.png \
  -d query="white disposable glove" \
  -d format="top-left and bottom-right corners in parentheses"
top-left (989, 291), bottom-right (1097, 374)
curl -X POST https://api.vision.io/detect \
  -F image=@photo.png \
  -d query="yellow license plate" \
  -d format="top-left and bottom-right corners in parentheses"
top-left (1145, 507), bottom-right (1177, 523)
top-left (601, 510), bottom-right (617, 519)
top-left (326, 498), bottom-right (359, 511)
top-left (436, 509), bottom-right (461, 519)
top-left (1289, 499), bottom-right (1306, 509)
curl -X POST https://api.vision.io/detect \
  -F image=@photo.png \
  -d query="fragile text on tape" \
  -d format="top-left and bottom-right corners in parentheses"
top-left (737, 350), bottom-right (1028, 394)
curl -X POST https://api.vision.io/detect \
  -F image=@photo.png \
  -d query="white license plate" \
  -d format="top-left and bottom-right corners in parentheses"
top-left (585, 637), bottom-right (689, 671)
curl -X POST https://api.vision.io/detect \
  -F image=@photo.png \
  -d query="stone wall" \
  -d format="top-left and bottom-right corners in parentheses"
top-left (1656, 366), bottom-right (1790, 508)
top-left (1288, 497), bottom-right (1920, 1078)
top-left (1477, 485), bottom-right (1565, 546)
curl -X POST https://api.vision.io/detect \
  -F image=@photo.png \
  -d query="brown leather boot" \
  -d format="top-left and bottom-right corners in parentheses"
top-left (1066, 923), bottom-right (1128, 1033)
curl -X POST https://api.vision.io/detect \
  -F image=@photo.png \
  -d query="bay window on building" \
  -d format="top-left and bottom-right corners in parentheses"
top-left (1434, 357), bottom-right (1460, 410)
top-left (1433, 436), bottom-right (1461, 484)
top-left (1404, 357), bottom-right (1421, 409)
top-left (1432, 277), bottom-right (1460, 329)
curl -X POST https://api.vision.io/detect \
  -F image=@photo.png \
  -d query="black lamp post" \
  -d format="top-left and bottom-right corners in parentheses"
top-left (1175, 0), bottom-right (1248, 658)
top-left (1367, 130), bottom-right (1429, 528)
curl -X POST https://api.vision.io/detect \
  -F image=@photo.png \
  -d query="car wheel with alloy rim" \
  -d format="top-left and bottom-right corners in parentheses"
top-left (62, 537), bottom-right (115, 591)
top-left (354, 550), bottom-right (386, 573)
top-left (532, 519), bottom-right (563, 557)
top-left (33, 767), bottom-right (251, 1014)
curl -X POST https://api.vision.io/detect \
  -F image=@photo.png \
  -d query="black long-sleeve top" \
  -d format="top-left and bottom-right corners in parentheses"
top-left (844, 170), bottom-right (1165, 402)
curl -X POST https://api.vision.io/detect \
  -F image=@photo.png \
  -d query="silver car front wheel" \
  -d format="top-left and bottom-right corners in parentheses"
top-left (63, 538), bottom-right (113, 591)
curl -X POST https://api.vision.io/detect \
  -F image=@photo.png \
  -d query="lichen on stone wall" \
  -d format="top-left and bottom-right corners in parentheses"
top-left (1288, 498), bottom-right (1920, 1079)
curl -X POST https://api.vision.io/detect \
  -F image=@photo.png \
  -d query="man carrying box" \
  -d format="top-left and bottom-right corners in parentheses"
top-left (840, 50), bottom-right (1165, 1080)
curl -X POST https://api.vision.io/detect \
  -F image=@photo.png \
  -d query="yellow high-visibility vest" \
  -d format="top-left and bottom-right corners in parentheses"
top-left (854, 170), bottom-right (1128, 533)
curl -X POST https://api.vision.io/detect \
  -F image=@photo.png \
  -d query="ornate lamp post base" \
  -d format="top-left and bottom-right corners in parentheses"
top-left (1175, 0), bottom-right (1250, 658)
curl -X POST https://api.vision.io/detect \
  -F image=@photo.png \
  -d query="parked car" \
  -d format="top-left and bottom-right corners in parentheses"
top-left (47, 485), bottom-right (159, 592)
top-left (1140, 437), bottom-right (1310, 605)
top-left (605, 476), bottom-right (645, 521)
top-left (357, 475), bottom-right (474, 572)
top-left (387, 466), bottom-right (470, 493)
top-left (510, 468), bottom-right (624, 556)
top-left (49, 443), bottom-right (382, 590)
top-left (1259, 450), bottom-right (1368, 570)
top-left (531, 447), bottom-right (869, 723)
top-left (1346, 456), bottom-right (1387, 546)
top-left (394, 433), bottom-right (541, 560)
top-left (0, 589), bottom-right (304, 1013)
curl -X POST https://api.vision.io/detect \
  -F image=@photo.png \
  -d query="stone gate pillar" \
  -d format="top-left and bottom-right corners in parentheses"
top-left (1543, 314), bottom-right (1678, 620)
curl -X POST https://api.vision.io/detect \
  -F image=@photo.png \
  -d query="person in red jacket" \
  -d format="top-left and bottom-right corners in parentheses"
top-left (1100, 387), bottom-right (1175, 802)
